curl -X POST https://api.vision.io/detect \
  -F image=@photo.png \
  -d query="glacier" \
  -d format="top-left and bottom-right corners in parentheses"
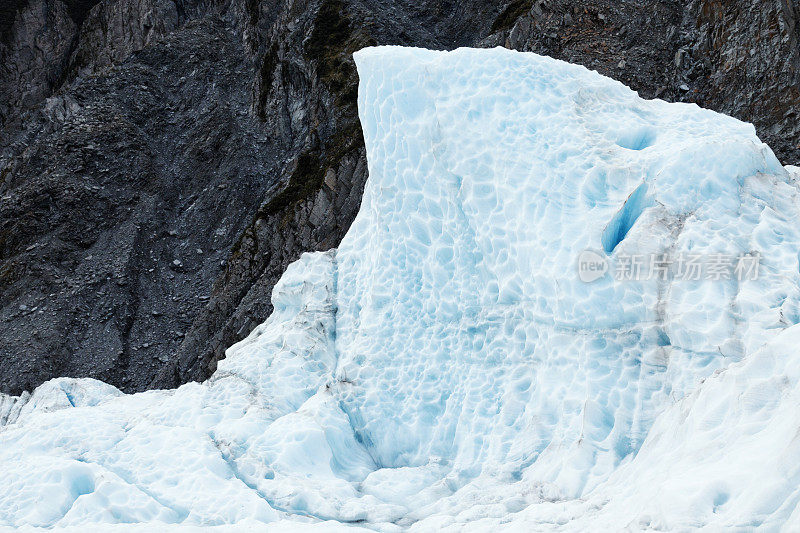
top-left (2, 46), bottom-right (800, 531)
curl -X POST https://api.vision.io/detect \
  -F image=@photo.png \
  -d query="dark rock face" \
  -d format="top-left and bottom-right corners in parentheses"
top-left (1, 0), bottom-right (798, 395)
top-left (1, 8), bottom-right (278, 393)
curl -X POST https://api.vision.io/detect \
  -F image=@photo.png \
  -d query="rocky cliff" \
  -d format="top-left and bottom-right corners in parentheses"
top-left (1, 0), bottom-right (798, 395)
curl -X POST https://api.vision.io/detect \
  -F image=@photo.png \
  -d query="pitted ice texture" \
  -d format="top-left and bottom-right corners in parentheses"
top-left (1, 47), bottom-right (800, 531)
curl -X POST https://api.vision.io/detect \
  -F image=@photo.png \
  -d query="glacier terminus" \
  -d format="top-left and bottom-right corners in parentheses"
top-left (2, 46), bottom-right (800, 531)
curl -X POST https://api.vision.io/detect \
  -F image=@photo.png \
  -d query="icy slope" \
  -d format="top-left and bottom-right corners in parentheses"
top-left (2, 46), bottom-right (800, 531)
top-left (338, 48), bottom-right (800, 492)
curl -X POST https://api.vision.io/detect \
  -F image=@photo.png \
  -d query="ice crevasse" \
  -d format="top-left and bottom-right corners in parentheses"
top-left (2, 46), bottom-right (800, 531)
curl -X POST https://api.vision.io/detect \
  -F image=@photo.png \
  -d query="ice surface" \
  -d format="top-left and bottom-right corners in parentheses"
top-left (2, 46), bottom-right (800, 531)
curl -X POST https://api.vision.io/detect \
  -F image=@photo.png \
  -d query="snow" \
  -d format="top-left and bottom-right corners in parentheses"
top-left (2, 46), bottom-right (800, 531)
